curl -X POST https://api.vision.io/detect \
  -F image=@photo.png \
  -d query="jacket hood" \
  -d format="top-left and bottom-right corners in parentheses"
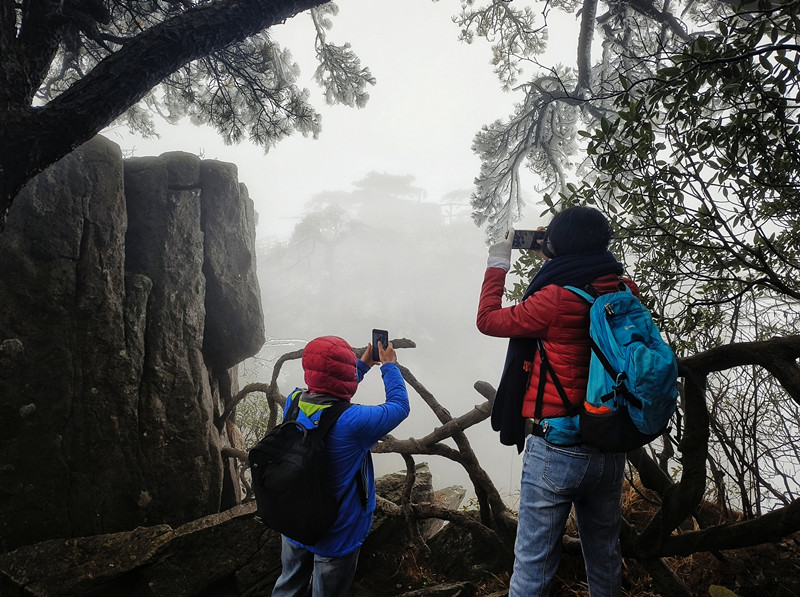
top-left (302, 336), bottom-right (358, 400)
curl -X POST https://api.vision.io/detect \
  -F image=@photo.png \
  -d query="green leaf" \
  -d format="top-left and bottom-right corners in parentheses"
top-left (709, 586), bottom-right (739, 597)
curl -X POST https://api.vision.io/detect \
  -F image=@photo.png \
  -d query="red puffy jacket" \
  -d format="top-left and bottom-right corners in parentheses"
top-left (477, 267), bottom-right (638, 419)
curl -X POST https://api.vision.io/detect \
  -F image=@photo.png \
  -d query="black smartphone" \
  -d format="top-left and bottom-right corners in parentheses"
top-left (372, 329), bottom-right (388, 361)
top-left (512, 229), bottom-right (546, 250)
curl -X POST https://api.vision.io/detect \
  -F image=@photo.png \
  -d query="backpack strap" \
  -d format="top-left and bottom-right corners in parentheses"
top-left (534, 339), bottom-right (580, 419)
top-left (283, 389), bottom-right (303, 422)
top-left (564, 282), bottom-right (630, 301)
top-left (309, 398), bottom-right (366, 508)
top-left (315, 400), bottom-right (351, 435)
top-left (564, 284), bottom-right (643, 409)
top-left (284, 390), bottom-right (351, 434)
top-left (356, 456), bottom-right (369, 508)
top-left (563, 285), bottom-right (597, 303)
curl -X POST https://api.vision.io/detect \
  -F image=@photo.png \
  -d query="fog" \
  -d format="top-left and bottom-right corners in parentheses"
top-left (109, 0), bottom-right (581, 503)
top-left (241, 176), bottom-right (527, 503)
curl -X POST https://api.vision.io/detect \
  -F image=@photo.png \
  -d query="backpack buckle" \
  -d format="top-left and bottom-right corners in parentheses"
top-left (524, 418), bottom-right (546, 437)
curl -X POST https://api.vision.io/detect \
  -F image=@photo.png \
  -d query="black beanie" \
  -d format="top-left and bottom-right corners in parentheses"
top-left (543, 206), bottom-right (612, 257)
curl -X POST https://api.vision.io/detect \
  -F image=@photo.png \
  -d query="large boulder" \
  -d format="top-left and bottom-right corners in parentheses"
top-left (0, 136), bottom-right (265, 551)
top-left (0, 503), bottom-right (280, 597)
top-left (0, 471), bottom-right (469, 597)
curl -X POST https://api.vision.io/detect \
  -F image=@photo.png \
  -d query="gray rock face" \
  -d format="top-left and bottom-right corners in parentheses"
top-left (0, 470), bottom-right (466, 597)
top-left (0, 136), bottom-right (265, 551)
top-left (0, 503), bottom-right (280, 597)
top-left (371, 463), bottom-right (466, 540)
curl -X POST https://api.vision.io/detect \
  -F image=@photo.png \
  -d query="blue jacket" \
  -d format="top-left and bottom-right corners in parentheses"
top-left (283, 360), bottom-right (410, 557)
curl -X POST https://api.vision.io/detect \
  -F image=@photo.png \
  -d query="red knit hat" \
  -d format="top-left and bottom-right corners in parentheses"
top-left (302, 336), bottom-right (358, 400)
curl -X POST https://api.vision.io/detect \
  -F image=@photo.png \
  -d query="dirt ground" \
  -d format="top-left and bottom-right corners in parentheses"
top-left (353, 485), bottom-right (800, 597)
top-left (357, 528), bottom-right (800, 596)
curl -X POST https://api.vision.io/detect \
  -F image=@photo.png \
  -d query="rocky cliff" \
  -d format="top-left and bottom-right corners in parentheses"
top-left (0, 135), bottom-right (265, 551)
top-left (0, 464), bottom-right (475, 597)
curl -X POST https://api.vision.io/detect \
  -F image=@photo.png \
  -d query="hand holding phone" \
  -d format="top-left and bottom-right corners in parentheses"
top-left (372, 329), bottom-right (389, 362)
top-left (512, 229), bottom-right (546, 251)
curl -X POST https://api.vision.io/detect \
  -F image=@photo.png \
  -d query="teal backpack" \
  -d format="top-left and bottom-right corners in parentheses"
top-left (535, 283), bottom-right (679, 452)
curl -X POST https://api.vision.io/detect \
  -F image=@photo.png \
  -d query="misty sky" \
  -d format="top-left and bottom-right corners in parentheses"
top-left (107, 1), bottom-right (582, 500)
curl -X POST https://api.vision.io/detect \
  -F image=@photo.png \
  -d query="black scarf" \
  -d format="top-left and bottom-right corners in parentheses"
top-left (490, 251), bottom-right (624, 452)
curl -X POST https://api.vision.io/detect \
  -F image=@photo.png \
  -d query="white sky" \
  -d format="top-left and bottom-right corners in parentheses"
top-left (107, 0), bottom-right (579, 240)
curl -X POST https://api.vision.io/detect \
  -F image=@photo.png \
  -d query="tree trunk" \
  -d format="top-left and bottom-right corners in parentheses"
top-left (0, 0), bottom-right (328, 224)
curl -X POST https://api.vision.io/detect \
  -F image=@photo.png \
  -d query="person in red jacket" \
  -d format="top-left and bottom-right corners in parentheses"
top-left (477, 206), bottom-right (635, 597)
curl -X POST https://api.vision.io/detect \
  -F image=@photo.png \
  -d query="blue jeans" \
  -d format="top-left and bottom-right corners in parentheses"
top-left (509, 435), bottom-right (625, 597)
top-left (271, 536), bottom-right (360, 597)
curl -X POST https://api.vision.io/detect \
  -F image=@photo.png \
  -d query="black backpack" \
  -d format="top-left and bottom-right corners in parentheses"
top-left (248, 393), bottom-right (350, 545)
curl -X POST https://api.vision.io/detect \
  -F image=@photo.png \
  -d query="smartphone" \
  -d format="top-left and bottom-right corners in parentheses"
top-left (512, 229), bottom-right (546, 250)
top-left (372, 329), bottom-right (389, 361)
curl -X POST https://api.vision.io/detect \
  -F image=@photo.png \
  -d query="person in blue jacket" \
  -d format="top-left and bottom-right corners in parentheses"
top-left (271, 335), bottom-right (410, 597)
